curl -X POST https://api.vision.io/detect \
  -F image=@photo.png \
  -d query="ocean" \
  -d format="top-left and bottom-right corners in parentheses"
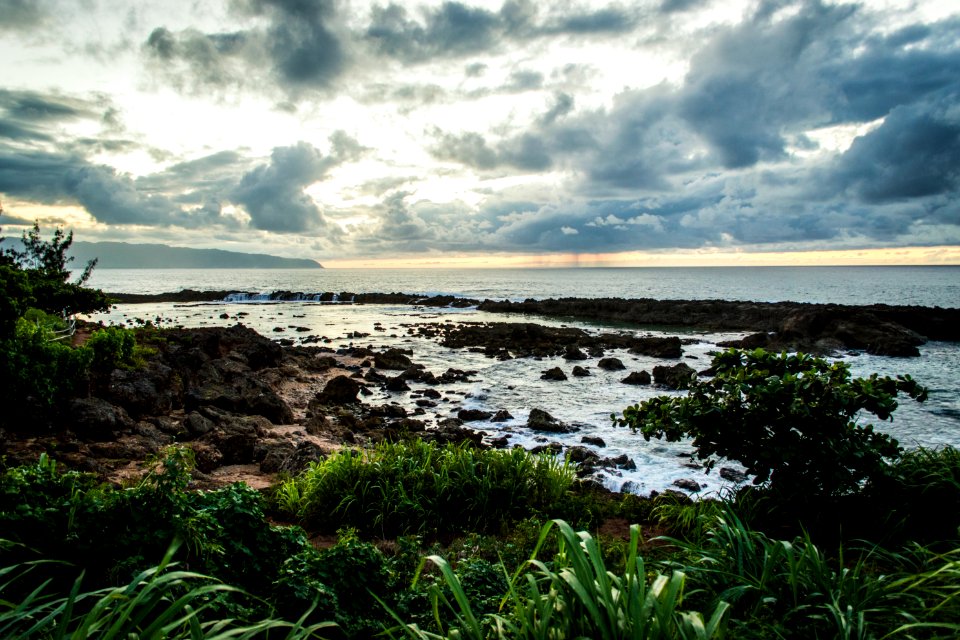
top-left (86, 266), bottom-right (960, 496)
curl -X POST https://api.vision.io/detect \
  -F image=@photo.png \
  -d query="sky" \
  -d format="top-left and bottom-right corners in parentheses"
top-left (0, 0), bottom-right (958, 267)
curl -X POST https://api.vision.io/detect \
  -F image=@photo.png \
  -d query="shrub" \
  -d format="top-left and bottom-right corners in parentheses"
top-left (86, 325), bottom-right (138, 371)
top-left (613, 349), bottom-right (927, 498)
top-left (276, 440), bottom-right (575, 538)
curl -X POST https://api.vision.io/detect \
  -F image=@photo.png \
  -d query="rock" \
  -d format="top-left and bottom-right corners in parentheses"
top-left (572, 366), bottom-right (591, 377)
top-left (491, 409), bottom-right (514, 422)
top-left (530, 442), bottom-right (563, 455)
top-left (620, 480), bottom-right (641, 494)
top-left (621, 371), bottom-right (652, 385)
top-left (375, 348), bottom-right (414, 370)
top-left (421, 388), bottom-right (442, 399)
top-left (260, 441), bottom-right (324, 474)
top-left (68, 398), bottom-right (134, 441)
top-left (629, 336), bottom-right (683, 358)
top-left (719, 467), bottom-right (748, 483)
top-left (653, 363), bottom-right (697, 389)
top-left (563, 345), bottom-right (589, 361)
top-left (581, 435), bottom-right (606, 447)
top-left (607, 454), bottom-right (636, 470)
top-left (488, 435), bottom-right (510, 448)
top-left (185, 411), bottom-right (216, 437)
top-left (419, 423), bottom-right (485, 447)
top-left (385, 375), bottom-right (411, 392)
top-left (527, 408), bottom-right (575, 433)
top-left (598, 357), bottom-right (626, 371)
top-left (541, 367), bottom-right (567, 381)
top-left (458, 409), bottom-right (493, 421)
top-left (673, 478), bottom-right (702, 492)
top-left (566, 445), bottom-right (601, 466)
top-left (200, 414), bottom-right (270, 465)
top-left (314, 375), bottom-right (362, 405)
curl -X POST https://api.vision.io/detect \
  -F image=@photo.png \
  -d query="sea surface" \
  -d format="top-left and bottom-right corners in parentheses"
top-left (86, 266), bottom-right (960, 496)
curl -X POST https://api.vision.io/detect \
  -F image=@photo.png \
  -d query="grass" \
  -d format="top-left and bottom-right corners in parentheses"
top-left (0, 542), bottom-right (335, 639)
top-left (275, 440), bottom-right (576, 537)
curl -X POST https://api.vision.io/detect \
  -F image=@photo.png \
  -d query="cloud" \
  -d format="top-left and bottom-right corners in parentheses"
top-left (827, 95), bottom-right (960, 203)
top-left (364, 1), bottom-right (640, 64)
top-left (0, 0), bottom-right (48, 32)
top-left (143, 0), bottom-right (345, 97)
top-left (231, 138), bottom-right (359, 233)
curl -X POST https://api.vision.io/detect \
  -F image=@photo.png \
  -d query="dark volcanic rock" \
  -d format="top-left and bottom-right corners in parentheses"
top-left (527, 408), bottom-right (575, 433)
top-left (491, 409), bottom-right (514, 422)
top-left (530, 442), bottom-right (563, 455)
top-left (673, 478), bottom-right (702, 492)
top-left (653, 363), bottom-right (696, 389)
top-left (581, 435), bottom-right (606, 447)
top-left (69, 398), bottom-right (134, 441)
top-left (374, 348), bottom-right (414, 370)
top-left (566, 445), bottom-right (601, 466)
top-left (629, 336), bottom-right (682, 358)
top-left (598, 357), bottom-right (626, 370)
top-left (458, 409), bottom-right (494, 421)
top-left (572, 366), bottom-right (591, 377)
top-left (541, 367), bottom-right (567, 381)
top-left (475, 297), bottom-right (960, 356)
top-left (314, 375), bottom-right (361, 405)
top-left (385, 375), bottom-right (411, 392)
top-left (719, 467), bottom-right (749, 483)
top-left (622, 370), bottom-right (652, 385)
top-left (563, 345), bottom-right (589, 361)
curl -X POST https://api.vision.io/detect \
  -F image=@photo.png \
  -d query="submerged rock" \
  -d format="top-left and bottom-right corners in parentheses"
top-left (653, 363), bottom-right (696, 389)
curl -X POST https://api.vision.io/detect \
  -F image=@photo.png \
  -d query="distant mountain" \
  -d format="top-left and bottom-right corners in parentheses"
top-left (62, 241), bottom-right (324, 269)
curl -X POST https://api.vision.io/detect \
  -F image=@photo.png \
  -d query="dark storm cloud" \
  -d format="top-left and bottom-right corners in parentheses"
top-left (0, 89), bottom-right (103, 143)
top-left (365, 1), bottom-right (638, 64)
top-left (144, 0), bottom-right (344, 96)
top-left (826, 95), bottom-right (960, 204)
top-left (231, 140), bottom-right (355, 233)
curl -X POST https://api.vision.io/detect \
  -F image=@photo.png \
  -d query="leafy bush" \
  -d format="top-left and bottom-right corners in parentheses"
top-left (0, 318), bottom-right (93, 418)
top-left (613, 349), bottom-right (927, 498)
top-left (86, 325), bottom-right (138, 371)
top-left (276, 440), bottom-right (575, 538)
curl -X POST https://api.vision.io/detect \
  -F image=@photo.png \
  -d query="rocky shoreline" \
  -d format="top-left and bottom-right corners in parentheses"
top-left (109, 289), bottom-right (960, 357)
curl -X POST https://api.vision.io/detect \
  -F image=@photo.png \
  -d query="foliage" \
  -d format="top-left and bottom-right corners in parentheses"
top-left (613, 349), bottom-right (928, 498)
top-left (0, 318), bottom-right (93, 415)
top-left (0, 220), bottom-right (109, 325)
top-left (662, 507), bottom-right (960, 639)
top-left (0, 542), bottom-right (336, 639)
top-left (276, 440), bottom-right (575, 538)
top-left (85, 325), bottom-right (139, 371)
top-left (389, 519), bottom-right (729, 640)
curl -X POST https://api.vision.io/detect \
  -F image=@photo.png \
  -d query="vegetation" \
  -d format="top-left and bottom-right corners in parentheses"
top-left (613, 349), bottom-right (928, 499)
top-left (275, 440), bottom-right (576, 538)
top-left (0, 211), bottom-right (136, 425)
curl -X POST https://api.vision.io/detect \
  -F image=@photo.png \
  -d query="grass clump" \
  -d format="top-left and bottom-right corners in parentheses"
top-left (275, 440), bottom-right (575, 538)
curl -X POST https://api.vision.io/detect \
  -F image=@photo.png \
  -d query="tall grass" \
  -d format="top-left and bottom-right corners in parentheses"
top-left (387, 519), bottom-right (728, 640)
top-left (0, 542), bottom-right (335, 639)
top-left (276, 440), bottom-right (575, 537)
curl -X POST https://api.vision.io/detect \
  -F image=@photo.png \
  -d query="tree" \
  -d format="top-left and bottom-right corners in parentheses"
top-left (0, 207), bottom-right (109, 330)
top-left (613, 349), bottom-right (927, 498)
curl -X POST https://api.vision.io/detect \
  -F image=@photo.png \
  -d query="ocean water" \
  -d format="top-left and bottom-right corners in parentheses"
top-left (86, 267), bottom-right (960, 496)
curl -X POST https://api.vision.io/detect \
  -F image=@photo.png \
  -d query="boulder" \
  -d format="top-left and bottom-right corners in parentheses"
top-left (572, 366), bottom-right (591, 377)
top-left (541, 367), bottom-right (567, 381)
top-left (374, 348), bottom-right (414, 370)
top-left (314, 375), bottom-right (362, 405)
top-left (673, 478), bottom-right (702, 492)
top-left (621, 371), bottom-right (652, 385)
top-left (68, 398), bottom-right (134, 441)
top-left (458, 409), bottom-right (493, 422)
top-left (653, 363), bottom-right (696, 389)
top-left (597, 357), bottom-right (626, 371)
top-left (581, 435), bottom-right (606, 447)
top-left (527, 408), bottom-right (575, 433)
top-left (563, 345), bottom-right (589, 361)
top-left (491, 409), bottom-right (514, 422)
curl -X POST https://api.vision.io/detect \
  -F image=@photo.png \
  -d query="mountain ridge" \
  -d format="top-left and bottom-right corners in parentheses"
top-left (63, 241), bottom-right (323, 269)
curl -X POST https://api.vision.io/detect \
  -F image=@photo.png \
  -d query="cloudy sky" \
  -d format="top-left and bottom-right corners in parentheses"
top-left (1, 0), bottom-right (958, 266)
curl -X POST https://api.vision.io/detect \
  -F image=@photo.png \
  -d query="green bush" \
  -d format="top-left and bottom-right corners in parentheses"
top-left (276, 440), bottom-right (575, 538)
top-left (86, 325), bottom-right (138, 371)
top-left (613, 349), bottom-right (927, 498)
